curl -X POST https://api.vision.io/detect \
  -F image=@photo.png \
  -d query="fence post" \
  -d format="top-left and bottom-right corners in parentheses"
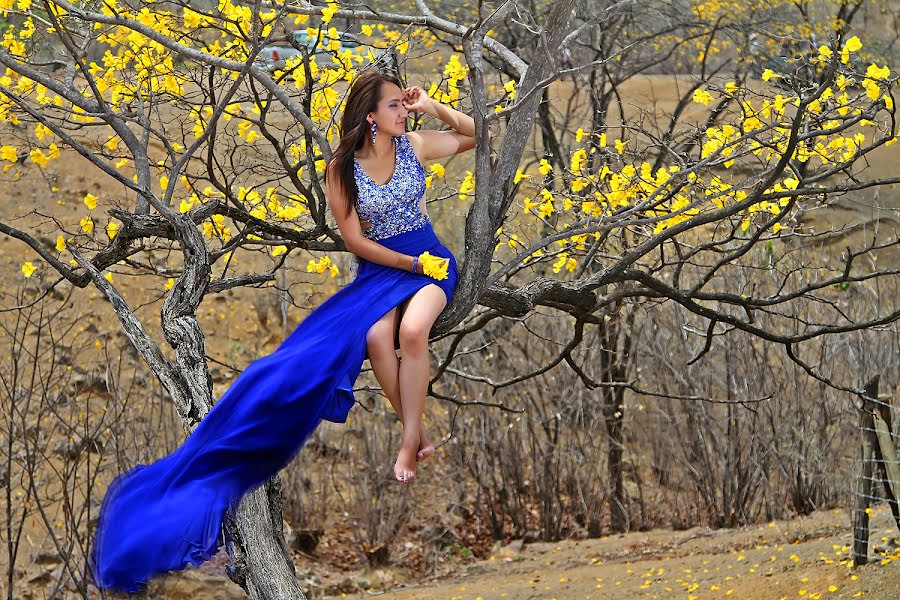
top-left (853, 376), bottom-right (879, 567)
top-left (872, 393), bottom-right (900, 533)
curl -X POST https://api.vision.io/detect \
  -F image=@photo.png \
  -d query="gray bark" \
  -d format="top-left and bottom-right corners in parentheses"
top-left (442, 0), bottom-right (579, 330)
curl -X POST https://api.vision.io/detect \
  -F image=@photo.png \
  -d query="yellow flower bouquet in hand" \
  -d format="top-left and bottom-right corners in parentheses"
top-left (417, 251), bottom-right (450, 280)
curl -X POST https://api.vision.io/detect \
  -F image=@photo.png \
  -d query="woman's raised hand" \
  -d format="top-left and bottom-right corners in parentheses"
top-left (402, 86), bottom-right (432, 113)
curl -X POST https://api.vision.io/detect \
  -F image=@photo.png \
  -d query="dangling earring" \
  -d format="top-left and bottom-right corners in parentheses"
top-left (370, 120), bottom-right (377, 145)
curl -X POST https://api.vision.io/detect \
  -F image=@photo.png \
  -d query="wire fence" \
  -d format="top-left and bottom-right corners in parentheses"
top-left (852, 375), bottom-right (900, 566)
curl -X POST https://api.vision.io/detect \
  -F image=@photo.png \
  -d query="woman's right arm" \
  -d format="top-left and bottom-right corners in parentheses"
top-left (326, 163), bottom-right (423, 274)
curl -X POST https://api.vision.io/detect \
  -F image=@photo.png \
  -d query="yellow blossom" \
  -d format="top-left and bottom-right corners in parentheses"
top-left (841, 36), bottom-right (862, 64)
top-left (307, 255), bottom-right (338, 277)
top-left (35, 123), bottom-right (53, 141)
top-left (863, 79), bottom-right (881, 101)
top-left (843, 36), bottom-right (862, 53)
top-left (22, 261), bottom-right (36, 277)
top-left (693, 89), bottom-right (714, 105)
top-left (539, 198), bottom-right (554, 218)
top-left (571, 148), bottom-right (588, 172)
top-left (503, 79), bottom-right (516, 100)
top-left (458, 170), bottom-right (475, 199)
top-left (865, 63), bottom-right (890, 81)
top-left (0, 145), bottom-right (17, 162)
top-left (321, 2), bottom-right (338, 25)
top-left (444, 55), bottom-right (469, 82)
top-left (83, 193), bottom-right (97, 210)
top-left (538, 158), bottom-right (552, 175)
top-left (29, 148), bottom-right (49, 167)
top-left (418, 251), bottom-right (449, 280)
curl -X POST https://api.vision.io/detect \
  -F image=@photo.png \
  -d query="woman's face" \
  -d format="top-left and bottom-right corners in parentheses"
top-left (369, 82), bottom-right (408, 138)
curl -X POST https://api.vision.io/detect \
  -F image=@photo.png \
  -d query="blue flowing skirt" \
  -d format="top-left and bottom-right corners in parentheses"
top-left (89, 222), bottom-right (458, 593)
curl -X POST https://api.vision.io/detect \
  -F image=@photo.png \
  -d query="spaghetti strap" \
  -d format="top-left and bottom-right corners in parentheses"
top-left (89, 221), bottom-right (458, 592)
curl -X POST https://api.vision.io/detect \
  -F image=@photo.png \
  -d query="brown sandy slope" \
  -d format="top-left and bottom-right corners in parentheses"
top-left (327, 508), bottom-right (899, 600)
top-left (150, 506), bottom-right (899, 599)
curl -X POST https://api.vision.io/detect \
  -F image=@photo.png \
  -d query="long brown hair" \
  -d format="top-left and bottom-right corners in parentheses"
top-left (326, 70), bottom-right (406, 219)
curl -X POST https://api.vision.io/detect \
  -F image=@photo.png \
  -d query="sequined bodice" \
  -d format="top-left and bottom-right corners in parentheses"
top-left (354, 133), bottom-right (431, 241)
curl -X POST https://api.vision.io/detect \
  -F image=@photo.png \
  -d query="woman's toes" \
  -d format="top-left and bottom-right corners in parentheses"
top-left (417, 432), bottom-right (435, 462)
top-left (394, 446), bottom-right (418, 482)
top-left (394, 467), bottom-right (415, 483)
top-left (416, 446), bottom-right (434, 462)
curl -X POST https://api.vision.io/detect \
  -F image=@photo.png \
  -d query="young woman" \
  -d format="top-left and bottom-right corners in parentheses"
top-left (325, 70), bottom-right (480, 482)
top-left (88, 69), bottom-right (483, 592)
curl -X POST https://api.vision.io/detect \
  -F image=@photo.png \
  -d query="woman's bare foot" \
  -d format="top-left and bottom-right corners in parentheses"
top-left (394, 435), bottom-right (419, 482)
top-left (417, 428), bottom-right (435, 462)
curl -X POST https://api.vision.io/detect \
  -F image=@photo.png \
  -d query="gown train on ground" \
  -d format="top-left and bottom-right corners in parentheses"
top-left (89, 222), bottom-right (458, 593)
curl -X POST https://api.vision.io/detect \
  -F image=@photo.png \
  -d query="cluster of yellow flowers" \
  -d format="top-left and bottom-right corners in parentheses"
top-left (428, 55), bottom-right (468, 108)
top-left (4, 1), bottom-right (896, 290)
top-left (418, 251), bottom-right (450, 280)
top-left (307, 255), bottom-right (339, 278)
top-left (507, 51), bottom-right (896, 264)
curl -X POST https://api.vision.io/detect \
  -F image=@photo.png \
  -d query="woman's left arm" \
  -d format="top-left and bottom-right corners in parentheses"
top-left (403, 87), bottom-right (492, 161)
top-left (425, 99), bottom-right (476, 138)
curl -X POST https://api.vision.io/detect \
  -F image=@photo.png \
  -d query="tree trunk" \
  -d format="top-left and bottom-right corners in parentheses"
top-left (224, 476), bottom-right (306, 599)
top-left (600, 310), bottom-right (630, 533)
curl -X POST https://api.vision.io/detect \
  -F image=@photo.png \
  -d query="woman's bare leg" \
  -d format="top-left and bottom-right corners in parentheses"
top-left (394, 284), bottom-right (447, 482)
top-left (366, 306), bottom-right (402, 413)
top-left (365, 306), bottom-right (434, 461)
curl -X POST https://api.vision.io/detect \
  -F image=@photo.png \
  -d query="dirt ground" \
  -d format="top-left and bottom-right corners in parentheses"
top-left (146, 506), bottom-right (899, 600)
top-left (328, 508), bottom-right (899, 600)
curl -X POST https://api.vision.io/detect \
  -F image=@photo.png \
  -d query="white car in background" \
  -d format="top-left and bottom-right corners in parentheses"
top-left (256, 30), bottom-right (391, 72)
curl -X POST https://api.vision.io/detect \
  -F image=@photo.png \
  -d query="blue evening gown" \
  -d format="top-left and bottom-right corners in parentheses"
top-left (89, 133), bottom-right (458, 592)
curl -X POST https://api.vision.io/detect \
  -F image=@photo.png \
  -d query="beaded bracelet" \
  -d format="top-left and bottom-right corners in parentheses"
top-left (411, 256), bottom-right (418, 273)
